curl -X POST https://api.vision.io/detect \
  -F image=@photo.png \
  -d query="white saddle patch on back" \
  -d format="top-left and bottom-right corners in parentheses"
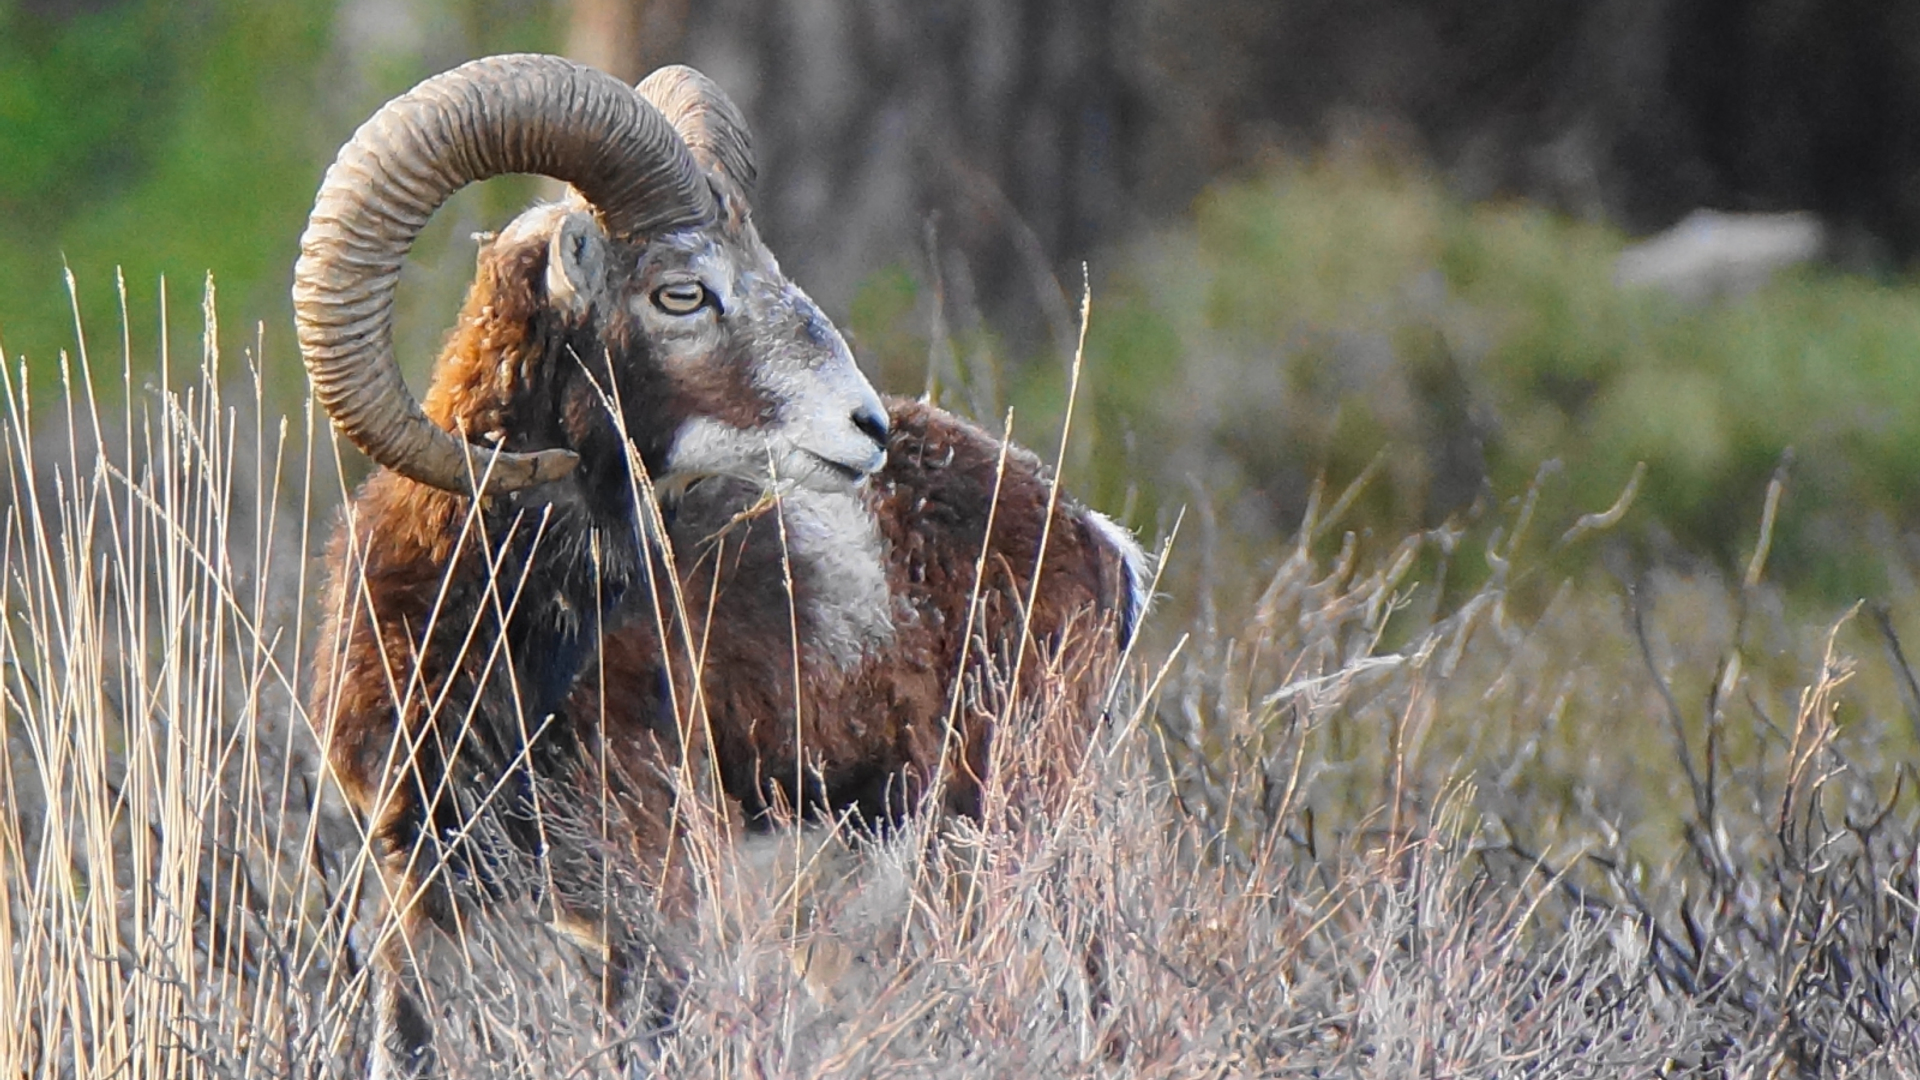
top-left (1084, 509), bottom-right (1152, 647)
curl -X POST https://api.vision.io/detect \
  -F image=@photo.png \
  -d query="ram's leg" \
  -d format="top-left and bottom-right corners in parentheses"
top-left (535, 876), bottom-right (679, 1072)
top-left (537, 760), bottom-right (687, 1045)
top-left (364, 813), bottom-right (474, 1080)
top-left (371, 968), bottom-right (433, 1079)
top-left (368, 905), bottom-right (441, 1080)
top-left (600, 915), bottom-right (685, 1065)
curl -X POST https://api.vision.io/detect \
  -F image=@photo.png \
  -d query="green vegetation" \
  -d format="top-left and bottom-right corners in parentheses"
top-left (1130, 158), bottom-right (1920, 599)
top-left (0, 0), bottom-right (330, 380)
top-left (0, 0), bottom-right (556, 409)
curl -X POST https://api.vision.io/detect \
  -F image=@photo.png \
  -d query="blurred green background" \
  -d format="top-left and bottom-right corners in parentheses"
top-left (4, 0), bottom-right (1920, 613)
top-left (0, 0), bottom-right (556, 401)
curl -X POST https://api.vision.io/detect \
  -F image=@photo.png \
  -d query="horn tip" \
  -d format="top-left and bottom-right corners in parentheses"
top-left (529, 448), bottom-right (582, 484)
top-left (473, 447), bottom-right (582, 495)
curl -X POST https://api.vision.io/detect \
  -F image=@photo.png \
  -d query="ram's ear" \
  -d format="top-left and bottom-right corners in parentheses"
top-left (546, 211), bottom-right (608, 317)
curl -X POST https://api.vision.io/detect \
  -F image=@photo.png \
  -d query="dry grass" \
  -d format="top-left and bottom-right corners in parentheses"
top-left (3, 281), bottom-right (1919, 1078)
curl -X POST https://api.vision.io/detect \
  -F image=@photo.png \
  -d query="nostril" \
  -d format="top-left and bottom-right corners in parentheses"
top-left (851, 405), bottom-right (890, 448)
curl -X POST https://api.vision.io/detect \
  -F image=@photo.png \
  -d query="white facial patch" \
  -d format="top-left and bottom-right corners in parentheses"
top-left (1084, 509), bottom-right (1152, 647)
top-left (750, 286), bottom-right (888, 481)
top-left (770, 368), bottom-right (888, 476)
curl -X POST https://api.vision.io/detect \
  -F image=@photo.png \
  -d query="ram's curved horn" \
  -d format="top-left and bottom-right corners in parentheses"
top-left (294, 53), bottom-right (716, 495)
top-left (637, 65), bottom-right (757, 195)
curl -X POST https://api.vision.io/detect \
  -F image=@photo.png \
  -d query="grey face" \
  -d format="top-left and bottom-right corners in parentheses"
top-left (536, 203), bottom-right (888, 494)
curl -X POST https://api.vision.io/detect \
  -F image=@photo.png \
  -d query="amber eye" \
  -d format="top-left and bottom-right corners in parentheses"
top-left (653, 282), bottom-right (710, 315)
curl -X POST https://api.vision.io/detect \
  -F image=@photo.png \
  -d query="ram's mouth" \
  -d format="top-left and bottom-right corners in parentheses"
top-left (802, 449), bottom-right (870, 485)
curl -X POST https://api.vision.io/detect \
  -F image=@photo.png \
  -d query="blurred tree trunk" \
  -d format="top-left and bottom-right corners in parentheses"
top-left (567, 0), bottom-right (1153, 367)
top-left (563, 0), bottom-right (688, 85)
top-left (564, 0), bottom-right (641, 82)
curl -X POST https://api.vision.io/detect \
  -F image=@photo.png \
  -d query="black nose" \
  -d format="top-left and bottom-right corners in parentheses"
top-left (852, 404), bottom-right (890, 449)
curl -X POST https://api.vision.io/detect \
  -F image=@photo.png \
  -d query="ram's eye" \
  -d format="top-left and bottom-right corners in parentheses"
top-left (652, 282), bottom-right (710, 315)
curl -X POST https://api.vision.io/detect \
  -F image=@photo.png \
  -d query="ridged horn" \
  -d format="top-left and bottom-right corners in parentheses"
top-left (637, 65), bottom-right (757, 195)
top-left (294, 53), bottom-right (717, 495)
